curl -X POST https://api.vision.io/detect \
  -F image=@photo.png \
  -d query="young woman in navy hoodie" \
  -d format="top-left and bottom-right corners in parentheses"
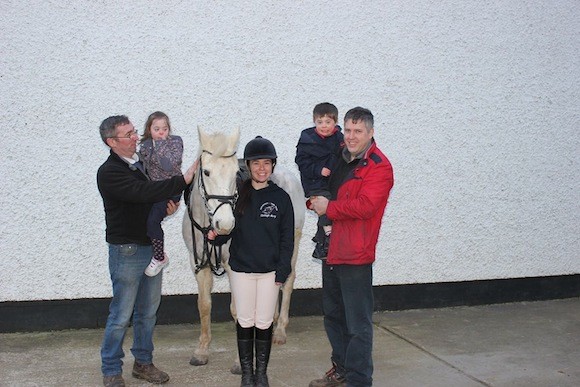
top-left (229, 136), bottom-right (295, 387)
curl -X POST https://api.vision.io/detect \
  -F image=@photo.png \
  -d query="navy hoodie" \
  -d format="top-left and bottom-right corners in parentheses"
top-left (229, 181), bottom-right (295, 283)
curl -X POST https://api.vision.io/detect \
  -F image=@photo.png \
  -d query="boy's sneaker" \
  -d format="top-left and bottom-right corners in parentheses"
top-left (145, 254), bottom-right (169, 277)
top-left (312, 234), bottom-right (330, 260)
top-left (312, 242), bottom-right (327, 260)
top-left (309, 364), bottom-right (346, 386)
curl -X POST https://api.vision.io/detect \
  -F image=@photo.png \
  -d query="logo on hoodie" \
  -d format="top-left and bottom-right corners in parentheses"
top-left (259, 202), bottom-right (278, 218)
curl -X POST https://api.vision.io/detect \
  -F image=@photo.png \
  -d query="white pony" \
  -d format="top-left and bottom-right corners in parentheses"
top-left (182, 127), bottom-right (305, 370)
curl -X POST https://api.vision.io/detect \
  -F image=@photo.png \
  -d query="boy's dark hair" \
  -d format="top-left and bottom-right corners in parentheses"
top-left (344, 107), bottom-right (374, 131)
top-left (99, 115), bottom-right (130, 145)
top-left (313, 102), bottom-right (338, 123)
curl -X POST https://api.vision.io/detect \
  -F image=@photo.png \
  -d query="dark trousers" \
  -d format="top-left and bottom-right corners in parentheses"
top-left (322, 262), bottom-right (374, 387)
top-left (146, 194), bottom-right (181, 240)
top-left (310, 189), bottom-right (332, 242)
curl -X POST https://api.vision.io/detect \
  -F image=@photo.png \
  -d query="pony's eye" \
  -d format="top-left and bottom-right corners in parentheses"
top-left (203, 169), bottom-right (210, 177)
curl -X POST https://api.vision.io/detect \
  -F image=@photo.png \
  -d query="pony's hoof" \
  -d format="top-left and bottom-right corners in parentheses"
top-left (272, 333), bottom-right (287, 345)
top-left (230, 364), bottom-right (242, 375)
top-left (189, 356), bottom-right (209, 366)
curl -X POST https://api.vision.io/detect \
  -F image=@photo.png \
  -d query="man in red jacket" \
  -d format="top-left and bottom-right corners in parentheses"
top-left (309, 107), bottom-right (394, 387)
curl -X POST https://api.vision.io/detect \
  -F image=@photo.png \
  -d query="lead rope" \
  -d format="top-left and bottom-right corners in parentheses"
top-left (186, 199), bottom-right (226, 276)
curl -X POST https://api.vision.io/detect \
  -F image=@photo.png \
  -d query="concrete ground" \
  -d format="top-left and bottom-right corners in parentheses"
top-left (0, 298), bottom-right (578, 387)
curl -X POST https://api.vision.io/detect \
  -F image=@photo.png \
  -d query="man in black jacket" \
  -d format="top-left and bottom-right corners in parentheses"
top-left (97, 115), bottom-right (196, 387)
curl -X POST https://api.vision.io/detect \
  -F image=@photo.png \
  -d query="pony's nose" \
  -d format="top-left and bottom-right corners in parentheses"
top-left (214, 219), bottom-right (235, 235)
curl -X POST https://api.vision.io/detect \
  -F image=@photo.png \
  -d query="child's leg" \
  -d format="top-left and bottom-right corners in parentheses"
top-left (151, 194), bottom-right (181, 260)
top-left (310, 190), bottom-right (333, 260)
top-left (146, 201), bottom-right (169, 261)
top-left (151, 239), bottom-right (165, 261)
top-left (313, 216), bottom-right (333, 260)
top-left (145, 201), bottom-right (170, 277)
top-left (315, 190), bottom-right (332, 237)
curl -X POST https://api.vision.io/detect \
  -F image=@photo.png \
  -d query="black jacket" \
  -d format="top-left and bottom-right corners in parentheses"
top-left (97, 150), bottom-right (187, 245)
top-left (229, 181), bottom-right (295, 283)
top-left (295, 126), bottom-right (344, 196)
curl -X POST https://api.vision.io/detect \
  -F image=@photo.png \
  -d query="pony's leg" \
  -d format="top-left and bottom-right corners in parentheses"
top-left (228, 299), bottom-right (242, 374)
top-left (223, 263), bottom-right (242, 375)
top-left (190, 266), bottom-right (213, 366)
top-left (223, 260), bottom-right (237, 323)
top-left (273, 270), bottom-right (295, 345)
top-left (272, 228), bottom-right (301, 345)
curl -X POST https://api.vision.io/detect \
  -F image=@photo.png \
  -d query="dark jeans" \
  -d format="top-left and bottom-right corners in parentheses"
top-left (146, 194), bottom-right (181, 240)
top-left (322, 263), bottom-right (374, 387)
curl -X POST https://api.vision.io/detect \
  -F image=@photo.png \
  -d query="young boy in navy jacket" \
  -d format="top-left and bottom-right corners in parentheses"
top-left (295, 102), bottom-right (344, 259)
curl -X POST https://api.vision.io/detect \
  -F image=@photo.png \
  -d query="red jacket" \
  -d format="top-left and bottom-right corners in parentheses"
top-left (326, 141), bottom-right (394, 265)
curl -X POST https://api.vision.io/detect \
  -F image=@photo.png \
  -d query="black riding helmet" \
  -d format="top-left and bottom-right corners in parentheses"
top-left (243, 136), bottom-right (277, 162)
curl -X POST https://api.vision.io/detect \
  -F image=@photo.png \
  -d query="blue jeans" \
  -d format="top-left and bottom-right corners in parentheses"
top-left (101, 244), bottom-right (163, 377)
top-left (322, 263), bottom-right (374, 387)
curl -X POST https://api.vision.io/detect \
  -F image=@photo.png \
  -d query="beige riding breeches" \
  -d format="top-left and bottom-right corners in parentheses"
top-left (229, 270), bottom-right (279, 329)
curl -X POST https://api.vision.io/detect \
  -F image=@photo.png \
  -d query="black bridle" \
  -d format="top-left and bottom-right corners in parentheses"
top-left (186, 150), bottom-right (238, 275)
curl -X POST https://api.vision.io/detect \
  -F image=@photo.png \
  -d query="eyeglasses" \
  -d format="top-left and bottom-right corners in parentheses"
top-left (109, 129), bottom-right (139, 139)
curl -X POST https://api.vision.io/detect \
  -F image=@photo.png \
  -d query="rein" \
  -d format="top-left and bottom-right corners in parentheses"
top-left (186, 149), bottom-right (237, 276)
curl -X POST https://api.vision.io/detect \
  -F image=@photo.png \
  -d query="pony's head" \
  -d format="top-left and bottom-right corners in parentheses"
top-left (195, 126), bottom-right (240, 235)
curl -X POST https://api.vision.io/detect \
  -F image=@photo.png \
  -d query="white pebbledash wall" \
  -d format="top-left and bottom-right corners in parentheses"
top-left (1, 1), bottom-right (578, 302)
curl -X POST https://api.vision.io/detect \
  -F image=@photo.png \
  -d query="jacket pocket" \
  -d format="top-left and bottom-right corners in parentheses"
top-left (160, 156), bottom-right (173, 172)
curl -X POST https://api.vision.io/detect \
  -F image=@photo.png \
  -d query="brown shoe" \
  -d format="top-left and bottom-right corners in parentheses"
top-left (132, 362), bottom-right (170, 384)
top-left (103, 374), bottom-right (125, 387)
top-left (309, 365), bottom-right (346, 387)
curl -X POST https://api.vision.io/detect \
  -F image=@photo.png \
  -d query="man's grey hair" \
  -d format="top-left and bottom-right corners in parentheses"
top-left (344, 107), bottom-right (374, 131)
top-left (99, 115), bottom-right (130, 145)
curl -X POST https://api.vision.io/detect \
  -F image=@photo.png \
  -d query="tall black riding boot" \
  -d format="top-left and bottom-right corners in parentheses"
top-left (255, 324), bottom-right (273, 387)
top-left (236, 322), bottom-right (255, 387)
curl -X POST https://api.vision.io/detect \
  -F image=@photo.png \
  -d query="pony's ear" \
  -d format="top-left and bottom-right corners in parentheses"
top-left (198, 125), bottom-right (208, 149)
top-left (228, 127), bottom-right (240, 154)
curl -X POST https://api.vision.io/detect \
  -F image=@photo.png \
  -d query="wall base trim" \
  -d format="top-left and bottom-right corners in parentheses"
top-left (1, 274), bottom-right (578, 333)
